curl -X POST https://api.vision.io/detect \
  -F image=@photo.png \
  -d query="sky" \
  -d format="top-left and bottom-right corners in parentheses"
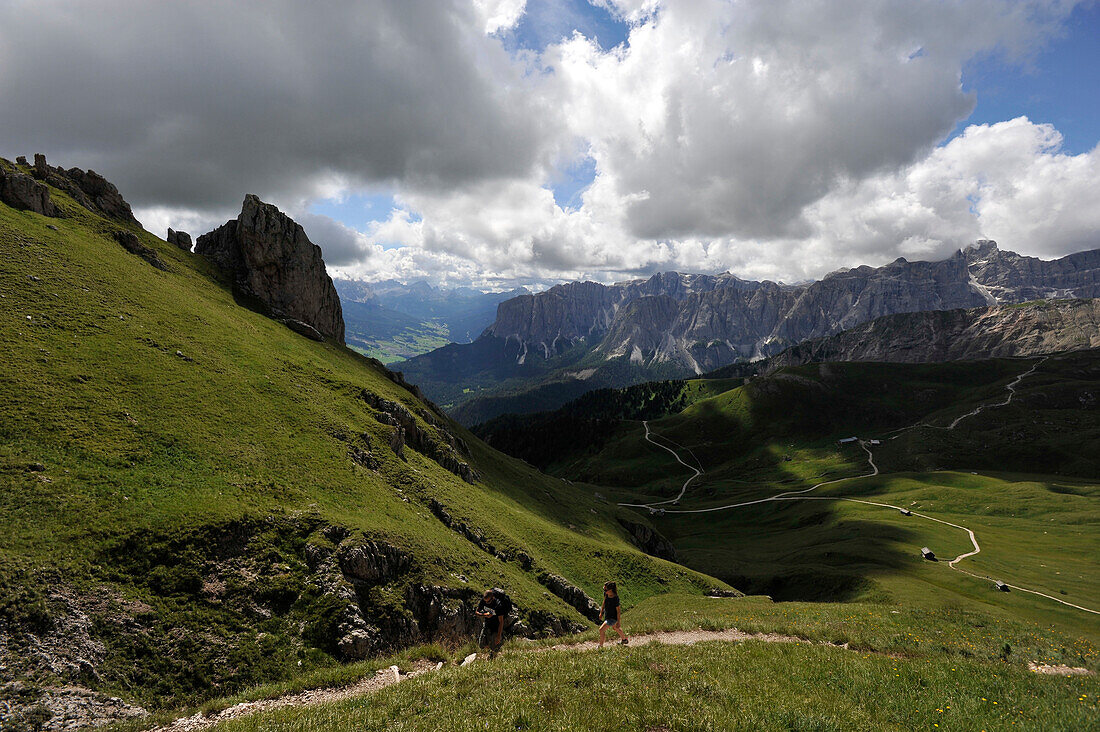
top-left (1, 0), bottom-right (1097, 289)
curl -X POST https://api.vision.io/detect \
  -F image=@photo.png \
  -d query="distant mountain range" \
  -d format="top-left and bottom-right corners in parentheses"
top-left (398, 241), bottom-right (1100, 423)
top-left (754, 298), bottom-right (1100, 374)
top-left (334, 278), bottom-right (528, 363)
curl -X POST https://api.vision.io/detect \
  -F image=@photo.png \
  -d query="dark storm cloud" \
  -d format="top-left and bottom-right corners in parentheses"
top-left (0, 0), bottom-right (551, 210)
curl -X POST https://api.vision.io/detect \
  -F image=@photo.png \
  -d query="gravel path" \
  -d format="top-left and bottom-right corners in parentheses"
top-left (541, 627), bottom-right (841, 653)
top-left (152, 662), bottom-right (439, 731)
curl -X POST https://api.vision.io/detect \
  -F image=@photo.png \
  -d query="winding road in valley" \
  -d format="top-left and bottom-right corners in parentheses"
top-left (618, 421), bottom-right (703, 509)
top-left (618, 359), bottom-right (1099, 616)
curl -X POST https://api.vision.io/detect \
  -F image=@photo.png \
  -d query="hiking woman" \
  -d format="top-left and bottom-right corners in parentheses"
top-left (598, 581), bottom-right (628, 648)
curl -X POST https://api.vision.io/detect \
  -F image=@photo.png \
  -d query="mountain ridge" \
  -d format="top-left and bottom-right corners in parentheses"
top-left (400, 241), bottom-right (1100, 422)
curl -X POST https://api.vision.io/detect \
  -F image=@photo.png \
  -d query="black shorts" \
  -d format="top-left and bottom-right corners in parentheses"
top-left (479, 623), bottom-right (502, 649)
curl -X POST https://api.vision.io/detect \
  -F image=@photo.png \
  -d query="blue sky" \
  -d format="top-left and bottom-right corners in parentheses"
top-left (955, 1), bottom-right (1100, 154)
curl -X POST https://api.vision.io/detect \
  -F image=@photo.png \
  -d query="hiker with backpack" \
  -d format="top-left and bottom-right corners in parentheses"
top-left (598, 581), bottom-right (629, 648)
top-left (475, 587), bottom-right (512, 657)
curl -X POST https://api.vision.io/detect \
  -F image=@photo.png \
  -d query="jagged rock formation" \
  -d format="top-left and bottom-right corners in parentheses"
top-left (27, 153), bottom-right (141, 226)
top-left (166, 227), bottom-right (192, 252)
top-left (487, 272), bottom-right (758, 361)
top-left (761, 298), bottom-right (1100, 372)
top-left (0, 164), bottom-right (58, 216)
top-left (471, 241), bottom-right (1100, 374)
top-left (196, 195), bottom-right (345, 342)
top-left (536, 572), bottom-right (601, 622)
top-left (594, 243), bottom-right (1100, 372)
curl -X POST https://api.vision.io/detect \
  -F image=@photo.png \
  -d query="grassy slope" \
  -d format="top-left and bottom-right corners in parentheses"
top-left (183, 359), bottom-right (1100, 732)
top-left (0, 162), bottom-right (728, 708)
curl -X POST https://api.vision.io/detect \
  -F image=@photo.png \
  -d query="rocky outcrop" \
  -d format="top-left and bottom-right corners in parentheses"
top-left (0, 164), bottom-right (58, 216)
top-left (362, 391), bottom-right (479, 482)
top-left (196, 195), bottom-right (345, 342)
top-left (167, 227), bottom-right (192, 252)
top-left (337, 541), bottom-right (412, 584)
top-left (763, 298), bottom-right (1100, 372)
top-left (486, 271), bottom-right (757, 355)
top-left (27, 153), bottom-right (141, 226)
top-left (113, 230), bottom-right (169, 271)
top-left (618, 519), bottom-right (677, 561)
top-left (429, 499), bottom-right (505, 560)
top-left (536, 572), bottom-right (601, 622)
top-left (964, 240), bottom-right (1100, 302)
top-left (1, 683), bottom-right (147, 730)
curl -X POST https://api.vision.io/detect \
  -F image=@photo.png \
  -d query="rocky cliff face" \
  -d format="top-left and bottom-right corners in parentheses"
top-left (3, 153), bottom-right (145, 226)
top-left (167, 227), bottom-right (192, 251)
top-left (196, 195), bottom-right (345, 342)
top-left (963, 240), bottom-right (1100, 302)
top-left (486, 272), bottom-right (758, 355)
top-left (400, 241), bottom-right (1100, 420)
top-left (762, 298), bottom-right (1100, 372)
top-left (506, 241), bottom-right (1100, 374)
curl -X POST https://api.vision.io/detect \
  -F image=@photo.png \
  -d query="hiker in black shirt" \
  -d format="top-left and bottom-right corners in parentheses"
top-left (598, 581), bottom-right (629, 648)
top-left (475, 588), bottom-right (503, 656)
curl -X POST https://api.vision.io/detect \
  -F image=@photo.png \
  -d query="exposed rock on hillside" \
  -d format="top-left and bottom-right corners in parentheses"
top-left (27, 153), bottom-right (141, 226)
top-left (0, 164), bottom-right (58, 216)
top-left (487, 272), bottom-right (757, 358)
top-left (167, 227), bottom-right (192, 251)
top-left (362, 391), bottom-right (479, 482)
top-left (113, 230), bottom-right (169, 271)
top-left (964, 240), bottom-right (1100, 302)
top-left (537, 572), bottom-right (601, 622)
top-left (762, 298), bottom-right (1100, 372)
top-left (196, 195), bottom-right (345, 342)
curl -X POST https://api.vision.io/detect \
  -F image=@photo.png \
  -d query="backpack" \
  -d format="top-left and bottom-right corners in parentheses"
top-left (491, 587), bottom-right (514, 617)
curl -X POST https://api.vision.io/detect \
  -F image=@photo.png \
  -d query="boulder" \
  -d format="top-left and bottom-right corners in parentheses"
top-left (196, 195), bottom-right (345, 342)
top-left (15, 156), bottom-right (27, 165)
top-left (282, 318), bottom-right (324, 341)
top-left (0, 167), bottom-right (58, 216)
top-left (166, 228), bottom-right (192, 252)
